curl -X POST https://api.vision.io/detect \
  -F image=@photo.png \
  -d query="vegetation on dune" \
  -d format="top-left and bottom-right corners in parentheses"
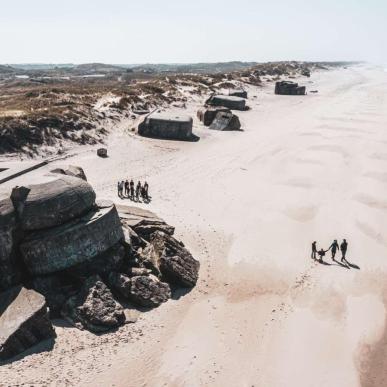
top-left (0, 61), bottom-right (353, 156)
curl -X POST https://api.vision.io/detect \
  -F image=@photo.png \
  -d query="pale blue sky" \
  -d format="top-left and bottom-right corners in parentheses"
top-left (0, 0), bottom-right (386, 64)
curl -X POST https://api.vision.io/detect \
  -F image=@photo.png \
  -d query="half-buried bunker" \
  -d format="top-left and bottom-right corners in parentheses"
top-left (206, 95), bottom-right (246, 111)
top-left (138, 113), bottom-right (194, 141)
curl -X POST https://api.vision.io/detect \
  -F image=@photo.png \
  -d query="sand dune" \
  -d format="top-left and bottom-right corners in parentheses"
top-left (1, 65), bottom-right (387, 386)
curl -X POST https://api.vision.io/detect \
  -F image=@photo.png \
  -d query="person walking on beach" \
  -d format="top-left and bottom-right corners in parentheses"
top-left (130, 179), bottom-right (134, 199)
top-left (311, 241), bottom-right (317, 260)
top-left (124, 180), bottom-right (129, 197)
top-left (329, 239), bottom-right (340, 260)
top-left (340, 239), bottom-right (348, 262)
top-left (136, 181), bottom-right (142, 201)
top-left (317, 248), bottom-right (329, 263)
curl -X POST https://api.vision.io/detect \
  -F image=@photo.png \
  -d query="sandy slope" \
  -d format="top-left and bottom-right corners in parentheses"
top-left (1, 65), bottom-right (387, 387)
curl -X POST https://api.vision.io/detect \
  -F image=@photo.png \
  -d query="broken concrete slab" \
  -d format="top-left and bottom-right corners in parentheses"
top-left (20, 203), bottom-right (124, 276)
top-left (197, 106), bottom-right (231, 126)
top-left (0, 286), bottom-right (55, 361)
top-left (138, 113), bottom-right (194, 141)
top-left (13, 175), bottom-right (96, 231)
top-left (0, 196), bottom-right (21, 291)
top-left (116, 204), bottom-right (162, 227)
top-left (138, 231), bottom-right (200, 288)
top-left (108, 272), bottom-right (171, 308)
top-left (206, 95), bottom-right (246, 111)
top-left (61, 275), bottom-right (125, 333)
top-left (51, 165), bottom-right (87, 181)
top-left (209, 111), bottom-right (241, 131)
top-left (229, 89), bottom-right (248, 99)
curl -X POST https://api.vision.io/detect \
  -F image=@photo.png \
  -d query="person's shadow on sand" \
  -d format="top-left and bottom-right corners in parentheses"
top-left (316, 257), bottom-right (360, 270)
top-left (343, 259), bottom-right (360, 270)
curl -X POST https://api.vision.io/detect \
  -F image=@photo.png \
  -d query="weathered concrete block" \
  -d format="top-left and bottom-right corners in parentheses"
top-left (197, 106), bottom-right (231, 126)
top-left (0, 286), bottom-right (55, 361)
top-left (13, 175), bottom-right (96, 231)
top-left (97, 148), bottom-right (108, 158)
top-left (51, 165), bottom-right (87, 181)
top-left (138, 113), bottom-right (193, 140)
top-left (206, 95), bottom-right (246, 111)
top-left (229, 89), bottom-right (248, 99)
top-left (0, 196), bottom-right (21, 291)
top-left (20, 203), bottom-right (124, 276)
top-left (275, 81), bottom-right (306, 95)
top-left (209, 112), bottom-right (241, 131)
top-left (29, 274), bottom-right (79, 318)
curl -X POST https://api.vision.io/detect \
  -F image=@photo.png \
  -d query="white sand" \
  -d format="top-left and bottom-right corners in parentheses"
top-left (1, 65), bottom-right (387, 386)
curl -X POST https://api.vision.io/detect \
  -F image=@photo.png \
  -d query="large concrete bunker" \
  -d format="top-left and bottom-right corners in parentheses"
top-left (138, 113), bottom-right (194, 140)
top-left (20, 203), bottom-right (124, 276)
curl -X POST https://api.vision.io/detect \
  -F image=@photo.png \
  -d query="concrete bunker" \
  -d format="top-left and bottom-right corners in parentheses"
top-left (275, 81), bottom-right (306, 95)
top-left (11, 175), bottom-right (96, 232)
top-left (209, 112), bottom-right (241, 131)
top-left (206, 95), bottom-right (246, 111)
top-left (20, 203), bottom-right (124, 276)
top-left (229, 89), bottom-right (248, 99)
top-left (197, 106), bottom-right (231, 126)
top-left (138, 113), bottom-right (194, 141)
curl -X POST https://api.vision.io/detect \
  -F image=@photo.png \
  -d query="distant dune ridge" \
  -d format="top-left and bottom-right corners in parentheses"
top-left (0, 61), bottom-right (355, 157)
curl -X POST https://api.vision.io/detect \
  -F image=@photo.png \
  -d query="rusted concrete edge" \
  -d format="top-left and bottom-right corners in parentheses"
top-left (0, 149), bottom-right (82, 185)
top-left (0, 161), bottom-right (49, 185)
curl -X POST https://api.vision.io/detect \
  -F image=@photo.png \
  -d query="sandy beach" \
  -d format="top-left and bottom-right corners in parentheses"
top-left (1, 64), bottom-right (387, 387)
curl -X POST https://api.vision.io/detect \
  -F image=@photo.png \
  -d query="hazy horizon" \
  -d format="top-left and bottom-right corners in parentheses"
top-left (1, 0), bottom-right (386, 65)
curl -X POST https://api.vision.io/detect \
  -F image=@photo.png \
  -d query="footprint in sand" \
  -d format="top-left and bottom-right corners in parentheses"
top-left (356, 220), bottom-right (387, 246)
top-left (283, 206), bottom-right (318, 222)
top-left (281, 177), bottom-right (314, 189)
top-left (308, 144), bottom-right (348, 158)
top-left (293, 157), bottom-right (323, 166)
top-left (362, 171), bottom-right (387, 183)
top-left (354, 193), bottom-right (387, 210)
top-left (299, 132), bottom-right (325, 138)
top-left (368, 153), bottom-right (387, 161)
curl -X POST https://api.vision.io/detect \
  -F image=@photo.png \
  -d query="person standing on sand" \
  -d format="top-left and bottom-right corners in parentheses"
top-left (329, 239), bottom-right (340, 260)
top-left (311, 241), bottom-right (317, 260)
top-left (340, 239), bottom-right (348, 262)
top-left (120, 180), bottom-right (125, 199)
top-left (136, 181), bottom-right (142, 201)
top-left (124, 180), bottom-right (129, 197)
top-left (144, 181), bottom-right (149, 200)
top-left (130, 179), bottom-right (134, 199)
top-left (117, 181), bottom-right (121, 198)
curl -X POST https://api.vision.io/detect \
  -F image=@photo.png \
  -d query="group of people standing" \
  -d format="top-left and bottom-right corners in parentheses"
top-left (311, 239), bottom-right (348, 263)
top-left (117, 179), bottom-right (150, 202)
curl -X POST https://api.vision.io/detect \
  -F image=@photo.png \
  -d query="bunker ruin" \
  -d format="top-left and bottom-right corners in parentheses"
top-left (138, 113), bottom-right (193, 140)
top-left (197, 106), bottom-right (231, 126)
top-left (275, 81), bottom-right (306, 95)
top-left (206, 95), bottom-right (246, 111)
